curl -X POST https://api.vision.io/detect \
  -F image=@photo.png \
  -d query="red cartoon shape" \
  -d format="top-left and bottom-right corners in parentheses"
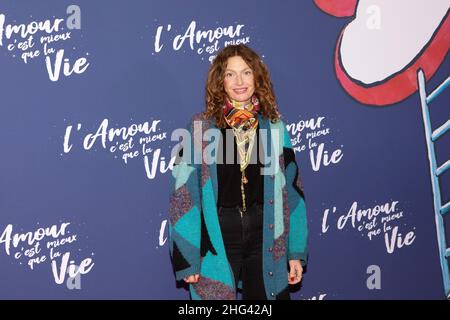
top-left (314, 0), bottom-right (358, 18)
top-left (317, 0), bottom-right (450, 105)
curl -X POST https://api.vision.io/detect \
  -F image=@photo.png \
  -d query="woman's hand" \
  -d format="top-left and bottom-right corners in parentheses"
top-left (288, 260), bottom-right (303, 285)
top-left (183, 273), bottom-right (200, 283)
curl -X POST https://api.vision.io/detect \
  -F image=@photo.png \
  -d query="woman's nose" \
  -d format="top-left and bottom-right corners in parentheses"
top-left (236, 74), bottom-right (243, 85)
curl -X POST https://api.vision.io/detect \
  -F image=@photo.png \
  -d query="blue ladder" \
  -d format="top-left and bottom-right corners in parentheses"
top-left (417, 69), bottom-right (450, 299)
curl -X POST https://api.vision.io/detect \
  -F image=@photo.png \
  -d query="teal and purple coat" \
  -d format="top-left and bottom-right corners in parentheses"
top-left (168, 112), bottom-right (308, 300)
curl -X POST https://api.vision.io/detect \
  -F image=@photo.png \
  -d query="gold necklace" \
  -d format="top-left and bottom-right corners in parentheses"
top-left (232, 127), bottom-right (257, 214)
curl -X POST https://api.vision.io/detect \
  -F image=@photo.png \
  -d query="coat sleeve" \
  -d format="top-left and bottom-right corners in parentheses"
top-left (168, 119), bottom-right (202, 280)
top-left (282, 123), bottom-right (309, 267)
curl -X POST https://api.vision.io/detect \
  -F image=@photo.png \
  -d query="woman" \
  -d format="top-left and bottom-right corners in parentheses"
top-left (168, 44), bottom-right (308, 300)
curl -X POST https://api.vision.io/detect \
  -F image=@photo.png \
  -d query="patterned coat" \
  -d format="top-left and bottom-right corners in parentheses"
top-left (168, 112), bottom-right (308, 300)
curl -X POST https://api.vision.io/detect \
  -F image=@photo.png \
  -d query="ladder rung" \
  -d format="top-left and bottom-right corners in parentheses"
top-left (442, 201), bottom-right (450, 216)
top-left (432, 120), bottom-right (450, 141)
top-left (426, 76), bottom-right (450, 104)
top-left (436, 160), bottom-right (450, 176)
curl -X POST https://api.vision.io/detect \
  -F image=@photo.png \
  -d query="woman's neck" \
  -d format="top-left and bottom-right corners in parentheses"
top-left (229, 97), bottom-right (252, 109)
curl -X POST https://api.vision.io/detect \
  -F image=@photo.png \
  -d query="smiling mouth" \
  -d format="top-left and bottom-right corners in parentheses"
top-left (233, 88), bottom-right (248, 94)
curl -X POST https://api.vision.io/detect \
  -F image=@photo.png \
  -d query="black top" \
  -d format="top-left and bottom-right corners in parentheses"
top-left (216, 122), bottom-right (265, 209)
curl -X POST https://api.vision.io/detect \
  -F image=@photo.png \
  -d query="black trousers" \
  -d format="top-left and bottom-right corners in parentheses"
top-left (217, 203), bottom-right (290, 300)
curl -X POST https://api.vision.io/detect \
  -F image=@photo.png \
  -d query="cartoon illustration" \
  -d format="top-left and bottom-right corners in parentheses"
top-left (314, 0), bottom-right (450, 298)
top-left (315, 0), bottom-right (449, 105)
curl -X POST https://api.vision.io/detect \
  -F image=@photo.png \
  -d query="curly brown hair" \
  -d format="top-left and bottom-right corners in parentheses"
top-left (204, 44), bottom-right (281, 128)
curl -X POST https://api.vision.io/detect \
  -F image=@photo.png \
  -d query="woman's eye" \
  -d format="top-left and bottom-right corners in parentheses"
top-left (245, 70), bottom-right (252, 75)
top-left (225, 73), bottom-right (233, 77)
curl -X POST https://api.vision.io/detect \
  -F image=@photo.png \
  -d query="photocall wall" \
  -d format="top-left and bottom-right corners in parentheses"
top-left (0, 0), bottom-right (449, 299)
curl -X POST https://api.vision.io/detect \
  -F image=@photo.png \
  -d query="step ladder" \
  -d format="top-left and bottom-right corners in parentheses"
top-left (417, 69), bottom-right (450, 299)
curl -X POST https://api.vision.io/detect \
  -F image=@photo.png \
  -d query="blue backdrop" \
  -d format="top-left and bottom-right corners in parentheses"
top-left (0, 0), bottom-right (449, 299)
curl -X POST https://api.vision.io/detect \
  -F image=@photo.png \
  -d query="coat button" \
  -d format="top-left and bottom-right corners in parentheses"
top-left (270, 292), bottom-right (275, 297)
top-left (269, 271), bottom-right (273, 276)
top-left (269, 199), bottom-right (273, 204)
top-left (269, 224), bottom-right (274, 229)
top-left (268, 247), bottom-right (273, 252)
top-left (270, 175), bottom-right (275, 180)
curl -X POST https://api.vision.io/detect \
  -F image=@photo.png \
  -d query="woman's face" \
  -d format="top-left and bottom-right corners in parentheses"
top-left (223, 55), bottom-right (255, 103)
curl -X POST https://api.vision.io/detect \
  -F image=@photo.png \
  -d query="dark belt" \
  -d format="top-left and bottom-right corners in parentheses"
top-left (218, 202), bottom-right (263, 217)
